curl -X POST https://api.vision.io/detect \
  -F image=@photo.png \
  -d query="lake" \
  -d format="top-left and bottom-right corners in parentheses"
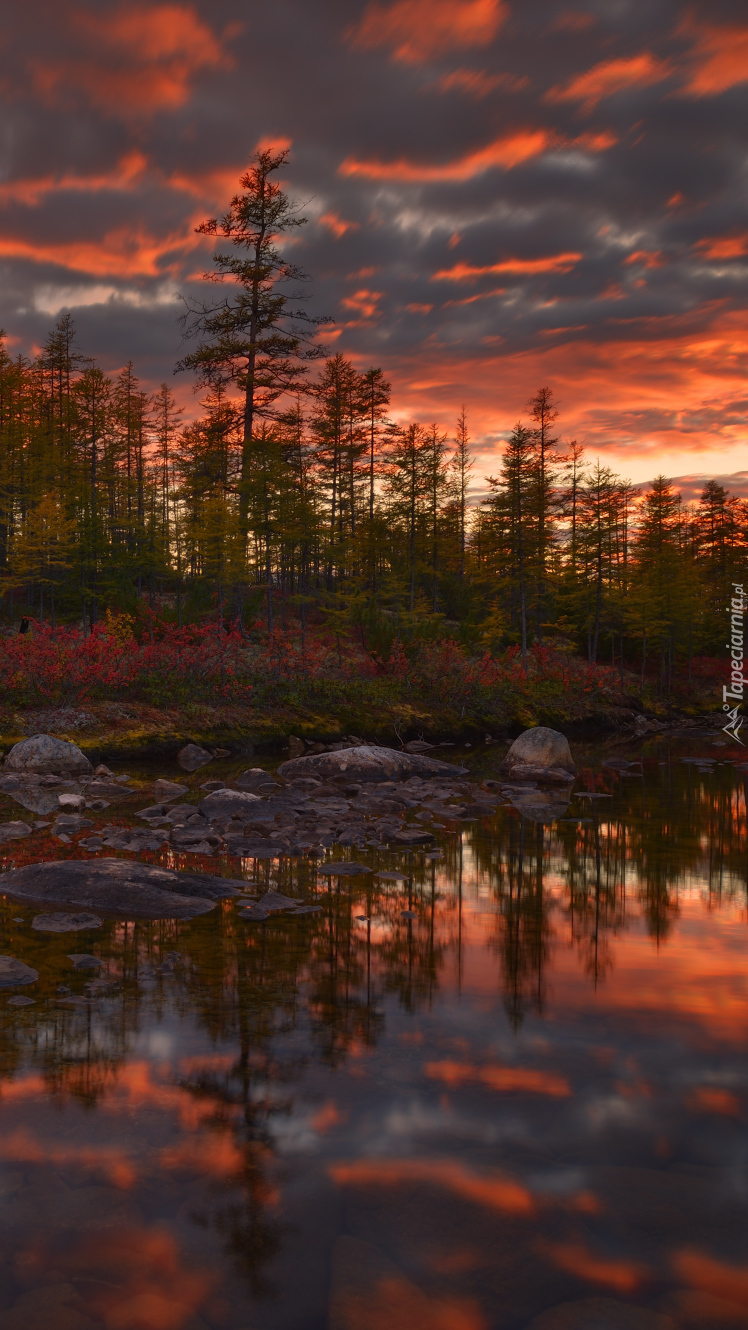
top-left (0, 737), bottom-right (745, 1330)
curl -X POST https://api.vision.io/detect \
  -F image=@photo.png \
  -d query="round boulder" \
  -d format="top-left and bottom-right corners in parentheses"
top-left (277, 744), bottom-right (468, 784)
top-left (198, 789), bottom-right (263, 820)
top-left (500, 727), bottom-right (576, 784)
top-left (4, 735), bottom-right (93, 777)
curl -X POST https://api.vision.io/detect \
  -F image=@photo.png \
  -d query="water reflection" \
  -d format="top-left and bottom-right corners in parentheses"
top-left (0, 746), bottom-right (745, 1326)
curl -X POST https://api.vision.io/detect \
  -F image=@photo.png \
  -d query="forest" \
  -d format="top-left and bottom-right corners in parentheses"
top-left (0, 149), bottom-right (743, 730)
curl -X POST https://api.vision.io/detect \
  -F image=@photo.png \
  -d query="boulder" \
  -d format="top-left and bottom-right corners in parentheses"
top-left (0, 821), bottom-right (32, 841)
top-left (198, 789), bottom-right (263, 820)
top-left (500, 727), bottom-right (576, 784)
top-left (0, 957), bottom-right (38, 987)
top-left (153, 779), bottom-right (188, 801)
top-left (277, 744), bottom-right (468, 784)
top-left (3, 735), bottom-right (93, 777)
top-left (177, 743), bottom-right (213, 772)
top-left (0, 859), bottom-right (244, 919)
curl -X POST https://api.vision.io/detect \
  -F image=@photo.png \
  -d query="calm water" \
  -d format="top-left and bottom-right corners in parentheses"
top-left (0, 739), bottom-right (747, 1330)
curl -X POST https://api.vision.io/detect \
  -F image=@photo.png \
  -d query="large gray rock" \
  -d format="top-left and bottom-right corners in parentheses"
top-left (199, 789), bottom-right (263, 820)
top-left (4, 735), bottom-right (93, 777)
top-left (0, 859), bottom-right (243, 919)
top-left (0, 821), bottom-right (31, 842)
top-left (500, 727), bottom-right (576, 784)
top-left (277, 744), bottom-right (468, 784)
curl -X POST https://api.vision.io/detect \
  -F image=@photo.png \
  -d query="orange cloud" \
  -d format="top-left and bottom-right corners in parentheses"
top-left (348, 0), bottom-right (506, 64)
top-left (341, 289), bottom-right (383, 318)
top-left (543, 1241), bottom-right (646, 1292)
top-left (330, 1159), bottom-right (534, 1212)
top-left (681, 21), bottom-right (748, 96)
top-left (31, 4), bottom-right (230, 116)
top-left (0, 151), bottom-right (149, 207)
top-left (434, 68), bottom-right (528, 98)
top-left (256, 135), bottom-right (293, 153)
top-left (694, 233), bottom-right (748, 260)
top-left (340, 130), bottom-right (614, 181)
top-left (546, 52), bottom-right (672, 111)
top-left (341, 130), bottom-right (551, 181)
top-left (0, 223), bottom-right (202, 278)
top-left (623, 250), bottom-right (665, 268)
top-left (425, 1060), bottom-right (571, 1096)
top-left (320, 212), bottom-right (360, 238)
top-left (433, 252), bottom-right (582, 281)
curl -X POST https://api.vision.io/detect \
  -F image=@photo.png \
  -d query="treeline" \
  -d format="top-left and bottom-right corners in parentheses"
top-left (0, 148), bottom-right (744, 693)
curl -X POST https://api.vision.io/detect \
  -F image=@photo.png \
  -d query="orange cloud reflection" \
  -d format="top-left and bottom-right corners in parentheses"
top-left (425, 1060), bottom-right (571, 1096)
top-left (543, 1240), bottom-right (646, 1291)
top-left (674, 1249), bottom-right (748, 1306)
top-left (330, 1159), bottom-right (535, 1213)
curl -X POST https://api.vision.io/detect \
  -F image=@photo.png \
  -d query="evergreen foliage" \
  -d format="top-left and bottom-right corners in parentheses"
top-left (0, 156), bottom-right (744, 701)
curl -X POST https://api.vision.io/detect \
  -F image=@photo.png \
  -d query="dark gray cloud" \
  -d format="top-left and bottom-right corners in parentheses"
top-left (2, 0), bottom-right (748, 474)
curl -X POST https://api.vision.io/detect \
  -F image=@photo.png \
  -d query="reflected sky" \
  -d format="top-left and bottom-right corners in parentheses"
top-left (0, 742), bottom-right (746, 1328)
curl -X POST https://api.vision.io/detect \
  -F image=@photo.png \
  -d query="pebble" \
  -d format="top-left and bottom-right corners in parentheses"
top-left (7, 996), bottom-right (34, 1006)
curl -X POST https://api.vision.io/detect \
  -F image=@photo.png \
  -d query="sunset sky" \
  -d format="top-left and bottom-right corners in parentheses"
top-left (4, 0), bottom-right (748, 486)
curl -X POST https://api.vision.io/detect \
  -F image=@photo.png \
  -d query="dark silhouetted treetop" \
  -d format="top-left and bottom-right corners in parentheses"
top-left (175, 148), bottom-right (330, 538)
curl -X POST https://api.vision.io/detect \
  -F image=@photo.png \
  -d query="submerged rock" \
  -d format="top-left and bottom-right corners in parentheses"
top-left (68, 954), bottom-right (102, 969)
top-left (0, 957), bottom-right (38, 987)
top-left (508, 788), bottom-right (572, 823)
top-left (4, 735), bottom-right (93, 777)
top-left (500, 727), bottom-right (577, 785)
top-left (0, 859), bottom-right (239, 919)
top-left (278, 744), bottom-right (468, 784)
top-left (177, 743), bottom-right (214, 772)
top-left (9, 789), bottom-right (62, 816)
top-left (32, 912), bottom-right (103, 932)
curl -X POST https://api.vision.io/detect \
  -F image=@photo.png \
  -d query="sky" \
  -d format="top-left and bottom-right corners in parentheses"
top-left (3, 0), bottom-right (748, 488)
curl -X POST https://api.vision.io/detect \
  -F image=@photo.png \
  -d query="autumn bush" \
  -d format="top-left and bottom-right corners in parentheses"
top-left (0, 619), bottom-right (612, 728)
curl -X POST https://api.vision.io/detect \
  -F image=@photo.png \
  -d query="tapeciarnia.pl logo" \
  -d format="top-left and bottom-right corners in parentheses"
top-left (723, 582), bottom-right (745, 744)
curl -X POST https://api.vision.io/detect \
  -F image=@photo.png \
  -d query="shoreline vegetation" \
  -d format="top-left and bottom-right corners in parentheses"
top-left (0, 150), bottom-right (741, 754)
top-left (0, 617), bottom-right (727, 760)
